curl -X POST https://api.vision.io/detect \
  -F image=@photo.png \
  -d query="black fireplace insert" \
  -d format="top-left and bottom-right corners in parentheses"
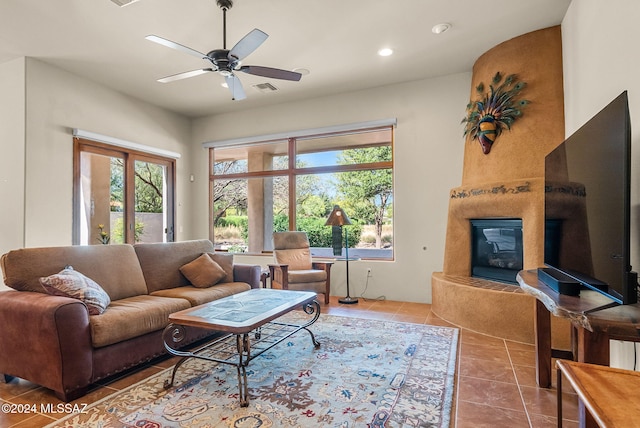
top-left (471, 219), bottom-right (523, 284)
top-left (470, 218), bottom-right (561, 284)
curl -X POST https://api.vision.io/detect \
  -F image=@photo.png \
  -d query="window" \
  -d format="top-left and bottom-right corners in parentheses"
top-left (209, 125), bottom-right (393, 259)
top-left (73, 138), bottom-right (176, 245)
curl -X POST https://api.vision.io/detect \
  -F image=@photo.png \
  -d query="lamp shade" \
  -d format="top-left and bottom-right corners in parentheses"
top-left (325, 205), bottom-right (352, 226)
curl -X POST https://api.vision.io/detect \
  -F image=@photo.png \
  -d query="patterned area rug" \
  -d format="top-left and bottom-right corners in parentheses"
top-left (48, 314), bottom-right (458, 428)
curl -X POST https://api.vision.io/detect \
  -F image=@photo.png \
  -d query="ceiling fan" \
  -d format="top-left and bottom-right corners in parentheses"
top-left (146, 0), bottom-right (302, 100)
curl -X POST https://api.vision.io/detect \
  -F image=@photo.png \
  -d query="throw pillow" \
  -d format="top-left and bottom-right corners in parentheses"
top-left (207, 252), bottom-right (234, 283)
top-left (180, 253), bottom-right (227, 288)
top-left (39, 266), bottom-right (111, 315)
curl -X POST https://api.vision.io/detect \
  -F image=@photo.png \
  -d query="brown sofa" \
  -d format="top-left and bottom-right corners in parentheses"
top-left (0, 239), bottom-right (260, 401)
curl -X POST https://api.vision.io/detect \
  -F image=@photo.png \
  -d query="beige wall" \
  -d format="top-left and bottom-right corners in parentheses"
top-left (0, 58), bottom-right (26, 263)
top-left (0, 58), bottom-right (194, 290)
top-left (20, 58), bottom-right (193, 247)
top-left (562, 0), bottom-right (640, 369)
top-left (192, 73), bottom-right (471, 303)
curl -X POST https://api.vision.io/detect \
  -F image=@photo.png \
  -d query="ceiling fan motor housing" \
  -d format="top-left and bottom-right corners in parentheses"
top-left (206, 49), bottom-right (238, 74)
top-left (217, 0), bottom-right (233, 10)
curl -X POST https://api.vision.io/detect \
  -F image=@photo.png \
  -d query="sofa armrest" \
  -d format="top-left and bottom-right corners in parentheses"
top-left (0, 291), bottom-right (93, 400)
top-left (232, 264), bottom-right (262, 289)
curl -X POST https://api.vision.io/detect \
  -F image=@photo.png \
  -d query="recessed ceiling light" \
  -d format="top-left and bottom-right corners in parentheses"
top-left (110, 0), bottom-right (141, 6)
top-left (432, 23), bottom-right (452, 34)
top-left (221, 82), bottom-right (228, 88)
top-left (293, 68), bottom-right (311, 76)
top-left (378, 48), bottom-right (393, 57)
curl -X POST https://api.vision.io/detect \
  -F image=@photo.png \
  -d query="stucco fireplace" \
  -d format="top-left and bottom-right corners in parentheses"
top-left (430, 26), bottom-right (571, 345)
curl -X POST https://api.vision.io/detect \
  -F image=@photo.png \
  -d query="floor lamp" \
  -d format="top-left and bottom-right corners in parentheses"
top-left (325, 205), bottom-right (358, 304)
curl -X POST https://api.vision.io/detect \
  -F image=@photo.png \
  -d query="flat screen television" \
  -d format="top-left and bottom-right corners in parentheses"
top-left (542, 91), bottom-right (637, 305)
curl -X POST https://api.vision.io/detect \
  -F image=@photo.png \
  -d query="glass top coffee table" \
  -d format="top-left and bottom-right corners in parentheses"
top-left (162, 288), bottom-right (321, 407)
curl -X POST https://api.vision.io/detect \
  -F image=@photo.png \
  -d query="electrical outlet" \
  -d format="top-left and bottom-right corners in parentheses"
top-left (366, 268), bottom-right (372, 277)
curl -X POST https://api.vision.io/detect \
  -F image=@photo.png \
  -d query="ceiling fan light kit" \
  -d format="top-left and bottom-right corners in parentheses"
top-left (146, 0), bottom-right (301, 101)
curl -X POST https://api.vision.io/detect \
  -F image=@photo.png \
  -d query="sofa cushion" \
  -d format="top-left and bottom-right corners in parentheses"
top-left (134, 240), bottom-right (216, 293)
top-left (39, 266), bottom-right (111, 315)
top-left (150, 282), bottom-right (251, 307)
top-left (90, 295), bottom-right (190, 348)
top-left (1, 244), bottom-right (148, 300)
top-left (180, 254), bottom-right (227, 288)
top-left (207, 253), bottom-right (234, 283)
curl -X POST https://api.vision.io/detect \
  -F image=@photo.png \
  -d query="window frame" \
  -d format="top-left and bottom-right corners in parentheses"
top-left (73, 137), bottom-right (176, 244)
top-left (209, 125), bottom-right (394, 259)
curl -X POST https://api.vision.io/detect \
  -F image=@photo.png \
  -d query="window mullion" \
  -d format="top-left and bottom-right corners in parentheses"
top-left (288, 138), bottom-right (296, 230)
top-left (124, 154), bottom-right (136, 243)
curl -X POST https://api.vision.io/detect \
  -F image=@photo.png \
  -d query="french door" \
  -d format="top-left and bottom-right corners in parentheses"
top-left (73, 138), bottom-right (175, 245)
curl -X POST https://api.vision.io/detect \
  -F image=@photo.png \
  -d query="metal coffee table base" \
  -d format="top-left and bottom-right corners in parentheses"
top-left (162, 300), bottom-right (321, 407)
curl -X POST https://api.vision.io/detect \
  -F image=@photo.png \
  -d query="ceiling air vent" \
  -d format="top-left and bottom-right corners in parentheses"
top-left (110, 0), bottom-right (141, 7)
top-left (252, 82), bottom-right (279, 93)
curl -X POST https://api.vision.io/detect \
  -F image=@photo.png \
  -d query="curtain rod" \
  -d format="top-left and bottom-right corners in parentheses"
top-left (201, 118), bottom-right (397, 148)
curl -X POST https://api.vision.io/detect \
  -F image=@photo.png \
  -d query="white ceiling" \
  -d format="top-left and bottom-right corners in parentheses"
top-left (0, 0), bottom-right (571, 118)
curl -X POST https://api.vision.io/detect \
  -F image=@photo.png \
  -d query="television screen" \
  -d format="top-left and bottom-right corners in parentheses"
top-left (544, 91), bottom-right (636, 304)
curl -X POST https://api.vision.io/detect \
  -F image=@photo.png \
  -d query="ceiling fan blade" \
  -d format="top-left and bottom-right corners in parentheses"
top-left (225, 74), bottom-right (246, 101)
top-left (228, 29), bottom-right (268, 61)
top-left (157, 69), bottom-right (213, 83)
top-left (238, 65), bottom-right (302, 81)
top-left (146, 35), bottom-right (208, 60)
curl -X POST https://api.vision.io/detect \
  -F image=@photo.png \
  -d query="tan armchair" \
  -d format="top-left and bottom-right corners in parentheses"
top-left (268, 231), bottom-right (333, 304)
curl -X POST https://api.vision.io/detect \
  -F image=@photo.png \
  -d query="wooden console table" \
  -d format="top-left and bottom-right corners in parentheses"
top-left (517, 270), bottom-right (640, 427)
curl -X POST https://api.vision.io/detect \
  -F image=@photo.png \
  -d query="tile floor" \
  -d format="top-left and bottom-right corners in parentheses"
top-left (0, 296), bottom-right (579, 427)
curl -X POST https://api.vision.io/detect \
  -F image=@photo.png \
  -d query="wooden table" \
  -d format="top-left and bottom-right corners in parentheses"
top-left (517, 270), bottom-right (616, 386)
top-left (557, 360), bottom-right (640, 428)
top-left (518, 270), bottom-right (640, 427)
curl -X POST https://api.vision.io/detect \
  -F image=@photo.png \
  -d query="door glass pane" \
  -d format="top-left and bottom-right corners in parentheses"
top-left (134, 160), bottom-right (167, 243)
top-left (78, 152), bottom-right (124, 245)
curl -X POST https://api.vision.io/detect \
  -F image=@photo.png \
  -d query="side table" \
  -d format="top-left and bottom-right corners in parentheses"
top-left (518, 269), bottom-right (640, 428)
top-left (517, 269), bottom-right (614, 388)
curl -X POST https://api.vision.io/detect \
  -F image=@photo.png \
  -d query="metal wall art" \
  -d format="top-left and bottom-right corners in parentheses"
top-left (462, 72), bottom-right (529, 154)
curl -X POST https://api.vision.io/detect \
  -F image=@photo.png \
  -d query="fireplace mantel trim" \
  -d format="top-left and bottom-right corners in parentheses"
top-left (451, 181), bottom-right (532, 199)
